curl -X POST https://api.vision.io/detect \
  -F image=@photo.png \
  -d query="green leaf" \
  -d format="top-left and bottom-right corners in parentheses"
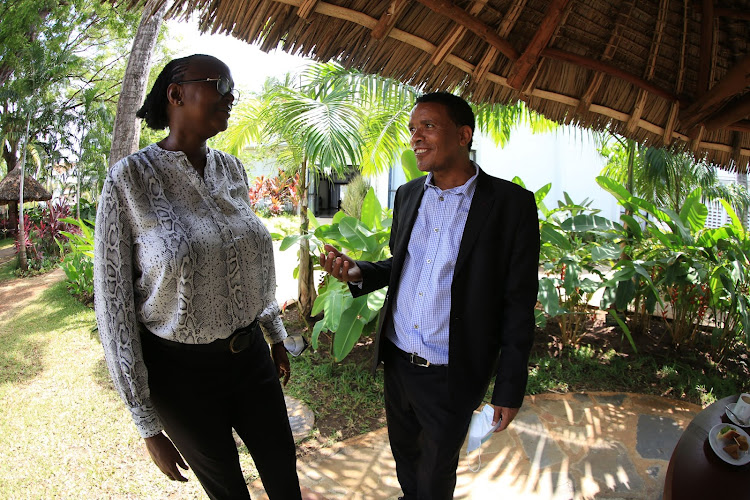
top-left (620, 214), bottom-right (642, 240)
top-left (339, 217), bottom-right (377, 253)
top-left (332, 296), bottom-right (371, 361)
top-left (401, 149), bottom-right (424, 181)
top-left (560, 214), bottom-right (619, 233)
top-left (280, 234), bottom-right (304, 251)
top-left (540, 223), bottom-right (571, 251)
top-left (591, 242), bottom-right (621, 262)
top-left (311, 320), bottom-right (327, 350)
top-left (537, 278), bottom-right (567, 316)
top-left (360, 187), bottom-right (382, 230)
top-left (680, 188), bottom-right (707, 233)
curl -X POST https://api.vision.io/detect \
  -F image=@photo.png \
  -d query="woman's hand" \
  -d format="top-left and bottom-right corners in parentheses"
top-left (271, 341), bottom-right (291, 386)
top-left (144, 432), bottom-right (189, 481)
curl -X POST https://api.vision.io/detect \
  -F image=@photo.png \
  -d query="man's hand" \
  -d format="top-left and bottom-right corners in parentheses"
top-left (144, 432), bottom-right (189, 481)
top-left (320, 244), bottom-right (362, 282)
top-left (491, 405), bottom-right (520, 432)
top-left (271, 341), bottom-right (291, 386)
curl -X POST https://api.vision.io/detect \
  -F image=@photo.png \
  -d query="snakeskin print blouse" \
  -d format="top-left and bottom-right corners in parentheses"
top-left (93, 143), bottom-right (287, 438)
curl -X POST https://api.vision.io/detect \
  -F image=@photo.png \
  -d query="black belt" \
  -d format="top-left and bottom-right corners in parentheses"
top-left (145, 320), bottom-right (259, 354)
top-left (386, 339), bottom-right (447, 367)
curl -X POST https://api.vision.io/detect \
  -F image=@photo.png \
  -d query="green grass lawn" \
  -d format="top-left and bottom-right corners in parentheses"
top-left (0, 283), bottom-right (220, 498)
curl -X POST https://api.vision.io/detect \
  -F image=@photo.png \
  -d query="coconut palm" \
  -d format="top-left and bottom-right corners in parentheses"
top-left (220, 63), bottom-right (418, 316)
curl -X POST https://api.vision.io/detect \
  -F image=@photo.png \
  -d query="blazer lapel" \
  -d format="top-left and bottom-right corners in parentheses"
top-left (455, 169), bottom-right (495, 274)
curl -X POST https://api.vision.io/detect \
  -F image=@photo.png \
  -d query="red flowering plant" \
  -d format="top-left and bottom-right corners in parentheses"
top-left (248, 169), bottom-right (299, 216)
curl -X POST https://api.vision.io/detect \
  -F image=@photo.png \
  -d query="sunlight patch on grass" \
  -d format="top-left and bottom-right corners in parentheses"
top-left (0, 282), bottom-right (210, 498)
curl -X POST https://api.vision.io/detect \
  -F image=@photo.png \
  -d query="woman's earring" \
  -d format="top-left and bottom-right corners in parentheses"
top-left (177, 100), bottom-right (183, 105)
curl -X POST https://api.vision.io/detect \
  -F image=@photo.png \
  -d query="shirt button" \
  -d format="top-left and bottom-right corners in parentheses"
top-left (414, 324), bottom-right (419, 329)
top-left (419, 292), bottom-right (423, 296)
top-left (427, 259), bottom-right (431, 263)
top-left (439, 196), bottom-right (444, 201)
top-left (434, 228), bottom-right (439, 232)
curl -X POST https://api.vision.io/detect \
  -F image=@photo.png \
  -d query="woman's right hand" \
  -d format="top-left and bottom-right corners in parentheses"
top-left (144, 432), bottom-right (189, 481)
top-left (320, 244), bottom-right (362, 282)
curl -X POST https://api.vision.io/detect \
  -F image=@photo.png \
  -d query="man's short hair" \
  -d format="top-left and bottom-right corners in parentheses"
top-left (415, 92), bottom-right (475, 149)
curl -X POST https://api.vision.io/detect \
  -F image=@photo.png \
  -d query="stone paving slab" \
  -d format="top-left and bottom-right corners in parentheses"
top-left (251, 392), bottom-right (701, 499)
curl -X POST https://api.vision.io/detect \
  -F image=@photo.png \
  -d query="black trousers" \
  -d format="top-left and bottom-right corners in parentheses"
top-left (382, 339), bottom-right (474, 500)
top-left (142, 326), bottom-right (301, 500)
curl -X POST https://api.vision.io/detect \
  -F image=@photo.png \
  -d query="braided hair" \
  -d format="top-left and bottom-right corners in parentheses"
top-left (415, 92), bottom-right (475, 149)
top-left (136, 54), bottom-right (213, 130)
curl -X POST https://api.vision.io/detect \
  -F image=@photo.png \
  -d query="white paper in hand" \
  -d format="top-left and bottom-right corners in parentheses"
top-left (466, 404), bottom-right (502, 471)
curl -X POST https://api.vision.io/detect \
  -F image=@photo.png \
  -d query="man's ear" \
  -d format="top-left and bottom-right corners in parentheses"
top-left (458, 125), bottom-right (473, 148)
top-left (166, 83), bottom-right (183, 106)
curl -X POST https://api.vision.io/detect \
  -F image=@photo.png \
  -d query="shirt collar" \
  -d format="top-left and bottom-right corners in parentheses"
top-left (424, 161), bottom-right (479, 195)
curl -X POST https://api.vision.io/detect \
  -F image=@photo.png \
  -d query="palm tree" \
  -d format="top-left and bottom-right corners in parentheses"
top-left (598, 134), bottom-right (748, 216)
top-left (221, 64), bottom-right (417, 317)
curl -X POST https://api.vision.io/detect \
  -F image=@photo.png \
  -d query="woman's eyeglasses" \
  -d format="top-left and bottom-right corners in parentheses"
top-left (176, 76), bottom-right (240, 101)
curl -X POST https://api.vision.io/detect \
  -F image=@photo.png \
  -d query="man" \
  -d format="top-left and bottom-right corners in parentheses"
top-left (320, 92), bottom-right (539, 499)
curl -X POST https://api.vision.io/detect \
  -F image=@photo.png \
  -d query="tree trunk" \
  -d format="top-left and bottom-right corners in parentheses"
top-left (108, 0), bottom-right (165, 167)
top-left (17, 111), bottom-right (32, 271)
top-left (297, 158), bottom-right (317, 318)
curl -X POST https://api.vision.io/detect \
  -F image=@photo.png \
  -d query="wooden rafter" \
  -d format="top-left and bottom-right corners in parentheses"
top-left (626, 90), bottom-right (648, 133)
top-left (697, 0), bottom-right (714, 96)
top-left (542, 47), bottom-right (679, 102)
top-left (680, 54), bottom-right (750, 128)
top-left (431, 0), bottom-right (487, 66)
top-left (297, 0), bottom-right (319, 18)
top-left (371, 0), bottom-right (409, 40)
top-left (625, 0), bottom-right (666, 133)
top-left (413, 0), bottom-right (519, 61)
top-left (715, 7), bottom-right (750, 21)
top-left (663, 102), bottom-right (680, 145)
top-left (472, 0), bottom-right (526, 82)
top-left (576, 0), bottom-right (635, 115)
top-left (506, 0), bottom-right (571, 90)
top-left (704, 93), bottom-right (750, 132)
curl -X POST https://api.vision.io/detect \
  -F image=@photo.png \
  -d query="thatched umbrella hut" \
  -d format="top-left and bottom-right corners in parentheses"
top-left (117, 0), bottom-right (750, 172)
top-left (0, 167), bottom-right (53, 235)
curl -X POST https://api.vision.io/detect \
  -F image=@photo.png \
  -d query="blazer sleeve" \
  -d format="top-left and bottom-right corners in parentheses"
top-left (491, 189), bottom-right (540, 408)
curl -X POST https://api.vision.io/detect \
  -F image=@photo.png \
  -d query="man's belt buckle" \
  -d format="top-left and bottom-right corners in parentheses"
top-left (410, 352), bottom-right (431, 367)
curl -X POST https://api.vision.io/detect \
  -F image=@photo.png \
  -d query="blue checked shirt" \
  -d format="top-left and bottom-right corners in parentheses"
top-left (388, 164), bottom-right (479, 365)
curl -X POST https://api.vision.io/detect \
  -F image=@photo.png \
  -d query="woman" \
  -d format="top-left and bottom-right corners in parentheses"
top-left (94, 54), bottom-right (302, 499)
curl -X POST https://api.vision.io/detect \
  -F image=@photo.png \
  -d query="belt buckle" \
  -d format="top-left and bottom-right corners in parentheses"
top-left (229, 332), bottom-right (246, 353)
top-left (410, 352), bottom-right (431, 367)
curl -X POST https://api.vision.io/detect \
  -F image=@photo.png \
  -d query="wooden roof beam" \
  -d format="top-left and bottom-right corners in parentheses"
top-left (575, 0), bottom-right (635, 115)
top-left (507, 0), bottom-right (571, 90)
top-left (472, 0), bottom-right (526, 82)
top-left (541, 47), bottom-right (679, 102)
top-left (703, 93), bottom-right (750, 132)
top-left (430, 0), bottom-right (487, 66)
top-left (697, 0), bottom-right (714, 96)
top-left (413, 0), bottom-right (519, 61)
top-left (371, 0), bottom-right (410, 40)
top-left (680, 53), bottom-right (750, 128)
top-left (715, 7), bottom-right (750, 21)
top-left (297, 0), bottom-right (320, 19)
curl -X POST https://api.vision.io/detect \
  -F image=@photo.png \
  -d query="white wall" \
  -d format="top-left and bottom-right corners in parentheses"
top-left (373, 125), bottom-right (620, 221)
top-left (474, 125), bottom-right (620, 221)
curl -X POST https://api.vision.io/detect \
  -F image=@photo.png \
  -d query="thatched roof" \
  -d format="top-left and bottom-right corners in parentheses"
top-left (0, 168), bottom-right (52, 204)
top-left (123, 0), bottom-right (750, 171)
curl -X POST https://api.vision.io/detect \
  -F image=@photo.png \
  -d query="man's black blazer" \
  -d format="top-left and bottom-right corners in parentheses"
top-left (352, 167), bottom-right (540, 411)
